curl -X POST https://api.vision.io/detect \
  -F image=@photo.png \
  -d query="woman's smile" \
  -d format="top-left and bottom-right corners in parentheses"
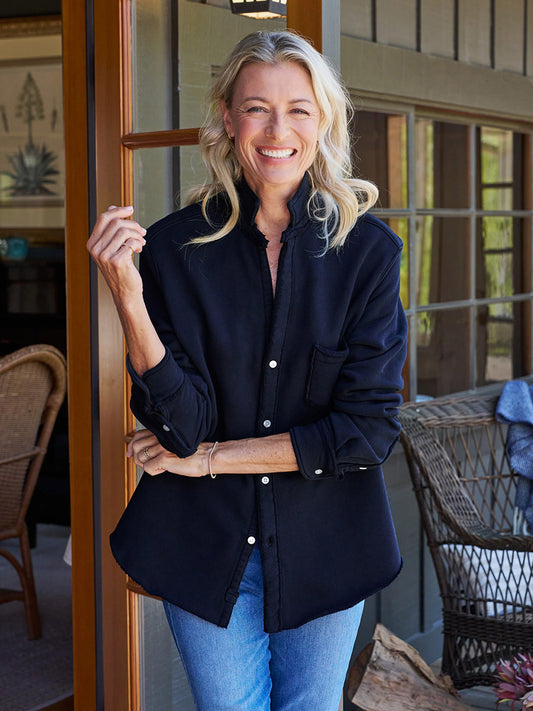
top-left (256, 147), bottom-right (296, 159)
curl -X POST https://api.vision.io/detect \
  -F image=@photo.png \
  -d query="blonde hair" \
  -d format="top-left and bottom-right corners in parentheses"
top-left (188, 30), bottom-right (378, 251)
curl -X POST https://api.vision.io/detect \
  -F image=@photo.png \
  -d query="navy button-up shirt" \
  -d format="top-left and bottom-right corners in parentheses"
top-left (110, 175), bottom-right (407, 633)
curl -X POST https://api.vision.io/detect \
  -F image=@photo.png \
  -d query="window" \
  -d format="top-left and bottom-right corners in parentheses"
top-left (353, 108), bottom-right (532, 401)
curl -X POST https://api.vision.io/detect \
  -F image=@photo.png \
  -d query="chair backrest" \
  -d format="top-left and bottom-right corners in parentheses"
top-left (0, 344), bottom-right (66, 535)
top-left (399, 392), bottom-right (516, 546)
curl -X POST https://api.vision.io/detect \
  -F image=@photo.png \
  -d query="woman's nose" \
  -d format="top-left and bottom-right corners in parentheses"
top-left (265, 111), bottom-right (289, 140)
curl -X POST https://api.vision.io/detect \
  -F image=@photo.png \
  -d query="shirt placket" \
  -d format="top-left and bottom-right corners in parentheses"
top-left (256, 236), bottom-right (294, 632)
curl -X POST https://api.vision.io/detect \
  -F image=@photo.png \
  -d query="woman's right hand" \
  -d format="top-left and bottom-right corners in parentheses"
top-left (87, 205), bottom-right (147, 302)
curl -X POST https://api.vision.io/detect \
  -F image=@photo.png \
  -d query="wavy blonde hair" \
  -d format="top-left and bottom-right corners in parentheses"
top-left (188, 30), bottom-right (378, 251)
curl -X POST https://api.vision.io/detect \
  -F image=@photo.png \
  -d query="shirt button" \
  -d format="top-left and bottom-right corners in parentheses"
top-left (314, 468), bottom-right (323, 475)
top-left (263, 419), bottom-right (272, 428)
top-left (268, 360), bottom-right (278, 369)
top-left (359, 466), bottom-right (367, 470)
top-left (247, 536), bottom-right (256, 545)
top-left (162, 425), bottom-right (170, 432)
top-left (261, 476), bottom-right (270, 485)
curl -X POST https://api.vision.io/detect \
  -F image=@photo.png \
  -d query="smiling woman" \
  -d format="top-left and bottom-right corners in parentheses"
top-left (87, 30), bottom-right (407, 711)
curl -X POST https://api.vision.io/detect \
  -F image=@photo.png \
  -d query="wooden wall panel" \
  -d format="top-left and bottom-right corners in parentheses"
top-left (375, 0), bottom-right (416, 50)
top-left (528, 0), bottom-right (533, 76)
top-left (340, 0), bottom-right (373, 41)
top-left (420, 0), bottom-right (455, 59)
top-left (287, 0), bottom-right (322, 50)
top-left (494, 0), bottom-right (524, 74)
top-left (457, 0), bottom-right (491, 67)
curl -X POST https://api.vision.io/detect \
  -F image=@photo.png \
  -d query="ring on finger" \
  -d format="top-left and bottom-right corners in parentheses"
top-left (122, 242), bottom-right (135, 256)
top-left (143, 447), bottom-right (151, 461)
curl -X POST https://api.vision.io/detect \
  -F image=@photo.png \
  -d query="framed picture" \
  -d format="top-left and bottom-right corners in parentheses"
top-left (0, 16), bottom-right (64, 215)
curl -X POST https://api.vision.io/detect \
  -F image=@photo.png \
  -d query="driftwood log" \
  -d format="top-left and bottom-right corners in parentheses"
top-left (347, 624), bottom-right (473, 711)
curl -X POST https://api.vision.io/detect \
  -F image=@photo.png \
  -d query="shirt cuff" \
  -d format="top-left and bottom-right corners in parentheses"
top-left (290, 420), bottom-right (339, 481)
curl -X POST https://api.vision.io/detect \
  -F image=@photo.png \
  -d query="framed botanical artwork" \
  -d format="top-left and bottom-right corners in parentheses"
top-left (0, 16), bottom-right (64, 224)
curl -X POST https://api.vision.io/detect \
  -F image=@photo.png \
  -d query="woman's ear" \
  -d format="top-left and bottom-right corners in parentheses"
top-left (222, 101), bottom-right (234, 139)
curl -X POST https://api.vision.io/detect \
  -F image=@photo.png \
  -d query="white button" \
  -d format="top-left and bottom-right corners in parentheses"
top-left (261, 476), bottom-right (270, 485)
top-left (269, 360), bottom-right (278, 369)
top-left (314, 468), bottom-right (323, 475)
top-left (162, 425), bottom-right (170, 431)
top-left (247, 536), bottom-right (256, 545)
top-left (359, 466), bottom-right (367, 470)
top-left (263, 419), bottom-right (272, 428)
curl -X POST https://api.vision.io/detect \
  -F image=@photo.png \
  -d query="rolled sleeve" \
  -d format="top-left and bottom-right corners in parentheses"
top-left (127, 346), bottom-right (217, 457)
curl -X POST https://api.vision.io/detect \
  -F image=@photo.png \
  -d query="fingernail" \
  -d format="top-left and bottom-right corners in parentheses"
top-left (126, 205), bottom-right (134, 212)
top-left (141, 227), bottom-right (147, 236)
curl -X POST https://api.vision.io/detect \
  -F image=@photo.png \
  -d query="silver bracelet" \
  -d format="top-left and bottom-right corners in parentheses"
top-left (208, 441), bottom-right (218, 479)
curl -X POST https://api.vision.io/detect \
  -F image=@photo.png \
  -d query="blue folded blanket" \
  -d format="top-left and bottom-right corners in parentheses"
top-left (495, 380), bottom-right (533, 534)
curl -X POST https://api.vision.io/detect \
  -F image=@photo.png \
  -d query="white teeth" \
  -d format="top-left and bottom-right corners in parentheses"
top-left (258, 148), bottom-right (294, 158)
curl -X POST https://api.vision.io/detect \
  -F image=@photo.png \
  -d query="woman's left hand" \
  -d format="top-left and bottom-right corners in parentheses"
top-left (126, 428), bottom-right (212, 477)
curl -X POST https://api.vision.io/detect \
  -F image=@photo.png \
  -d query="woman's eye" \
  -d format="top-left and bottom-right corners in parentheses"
top-left (246, 106), bottom-right (267, 113)
top-left (291, 108), bottom-right (310, 115)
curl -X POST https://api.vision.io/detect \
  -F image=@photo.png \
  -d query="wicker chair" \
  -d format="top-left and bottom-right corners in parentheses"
top-left (399, 391), bottom-right (533, 689)
top-left (0, 344), bottom-right (66, 639)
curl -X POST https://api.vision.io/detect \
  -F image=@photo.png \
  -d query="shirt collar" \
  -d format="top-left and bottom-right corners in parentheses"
top-left (237, 173), bottom-right (312, 245)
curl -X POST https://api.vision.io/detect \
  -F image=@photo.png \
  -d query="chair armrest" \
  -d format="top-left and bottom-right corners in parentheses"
top-left (451, 526), bottom-right (533, 552)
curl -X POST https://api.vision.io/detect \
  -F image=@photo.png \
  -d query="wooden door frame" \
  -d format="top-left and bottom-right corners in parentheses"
top-left (62, 1), bottom-right (97, 708)
top-left (63, 0), bottom-right (325, 708)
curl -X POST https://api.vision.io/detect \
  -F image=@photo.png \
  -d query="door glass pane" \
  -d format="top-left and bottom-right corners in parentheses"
top-left (352, 111), bottom-right (408, 208)
top-left (132, 0), bottom-right (286, 133)
top-left (415, 119), bottom-right (470, 209)
top-left (476, 301), bottom-right (524, 387)
top-left (476, 217), bottom-right (526, 298)
top-left (416, 307), bottom-right (471, 398)
top-left (137, 594), bottom-right (195, 710)
top-left (415, 217), bottom-right (470, 304)
top-left (133, 144), bottom-right (205, 229)
top-left (479, 127), bottom-right (518, 210)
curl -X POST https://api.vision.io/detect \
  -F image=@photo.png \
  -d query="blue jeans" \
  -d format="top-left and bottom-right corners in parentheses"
top-left (163, 546), bottom-right (364, 711)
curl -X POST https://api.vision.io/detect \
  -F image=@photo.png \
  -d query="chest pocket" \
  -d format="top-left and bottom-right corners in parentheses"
top-left (305, 343), bottom-right (349, 408)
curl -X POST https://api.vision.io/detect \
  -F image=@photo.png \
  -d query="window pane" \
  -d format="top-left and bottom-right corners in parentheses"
top-left (476, 302), bottom-right (517, 386)
top-left (415, 217), bottom-right (470, 304)
top-left (476, 217), bottom-right (526, 298)
top-left (381, 217), bottom-right (409, 307)
top-left (137, 594), bottom-right (195, 710)
top-left (479, 127), bottom-right (518, 210)
top-left (353, 111), bottom-right (408, 208)
top-left (133, 145), bottom-right (205, 228)
top-left (417, 308), bottom-right (471, 398)
top-left (415, 119), bottom-right (470, 208)
top-left (131, 0), bottom-right (286, 132)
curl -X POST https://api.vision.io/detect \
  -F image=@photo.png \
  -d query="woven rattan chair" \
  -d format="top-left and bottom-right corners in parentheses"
top-left (399, 391), bottom-right (533, 689)
top-left (0, 344), bottom-right (66, 639)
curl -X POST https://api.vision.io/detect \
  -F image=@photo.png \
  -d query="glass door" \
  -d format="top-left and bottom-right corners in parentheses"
top-left (128, 5), bottom-right (290, 703)
top-left (89, 0), bottom-right (334, 707)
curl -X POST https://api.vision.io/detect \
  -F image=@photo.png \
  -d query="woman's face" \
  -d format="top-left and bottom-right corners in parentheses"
top-left (223, 61), bottom-right (321, 199)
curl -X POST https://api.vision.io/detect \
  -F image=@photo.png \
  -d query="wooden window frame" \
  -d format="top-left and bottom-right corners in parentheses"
top-left (354, 98), bottom-right (533, 400)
